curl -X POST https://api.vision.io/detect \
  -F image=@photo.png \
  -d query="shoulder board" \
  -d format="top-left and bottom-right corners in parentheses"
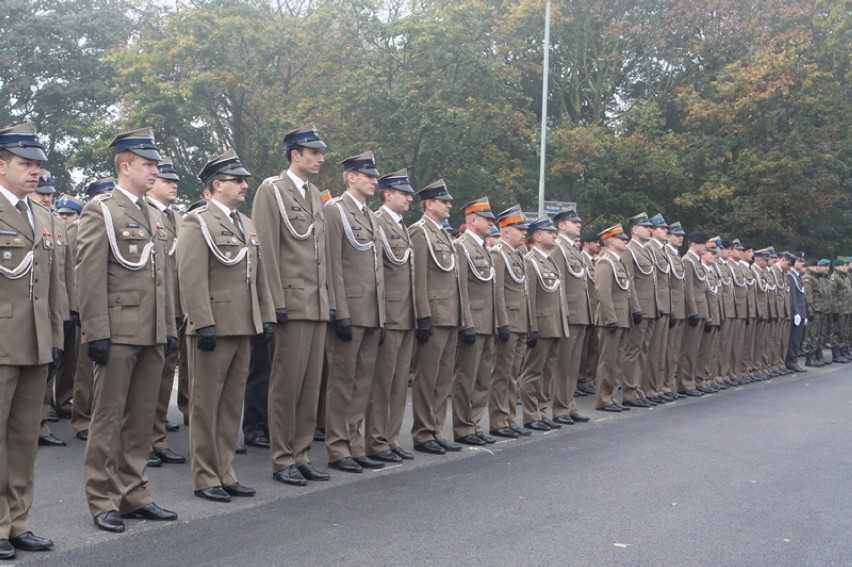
top-left (264, 175), bottom-right (284, 184)
top-left (328, 196), bottom-right (343, 205)
top-left (92, 192), bottom-right (113, 202)
top-left (187, 206), bottom-right (208, 216)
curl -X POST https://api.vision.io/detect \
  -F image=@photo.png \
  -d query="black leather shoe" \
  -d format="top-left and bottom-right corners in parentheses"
top-left (369, 449), bottom-right (403, 463)
top-left (47, 410), bottom-right (59, 423)
top-left (313, 428), bottom-right (326, 442)
top-left (353, 456), bottom-right (385, 469)
top-left (456, 433), bottom-right (485, 446)
top-left (661, 393), bottom-right (676, 401)
top-left (541, 419), bottom-right (561, 429)
top-left (597, 405), bottom-right (622, 412)
top-left (491, 427), bottom-right (519, 438)
top-left (569, 413), bottom-right (590, 422)
top-left (222, 482), bottom-right (255, 497)
top-left (329, 457), bottom-right (363, 473)
top-left (9, 531), bottom-right (53, 551)
top-left (510, 426), bottom-right (532, 436)
top-left (93, 511), bottom-right (125, 533)
top-left (235, 442), bottom-right (247, 454)
top-left (647, 395), bottom-right (665, 403)
top-left (436, 439), bottom-right (462, 452)
top-left (574, 388), bottom-right (588, 397)
top-left (121, 503), bottom-right (177, 521)
top-left (391, 447), bottom-right (414, 460)
top-left (414, 440), bottom-right (446, 455)
top-left (786, 364), bottom-right (806, 373)
top-left (273, 465), bottom-right (307, 486)
top-left (155, 448), bottom-right (186, 464)
top-left (147, 452), bottom-right (162, 467)
top-left (623, 399), bottom-right (651, 408)
top-left (195, 486), bottom-right (231, 502)
top-left (76, 430), bottom-right (89, 441)
top-left (698, 387), bottom-right (715, 394)
top-left (553, 415), bottom-right (575, 425)
top-left (164, 421), bottom-right (180, 432)
top-left (716, 382), bottom-right (729, 390)
top-left (0, 539), bottom-right (14, 560)
top-left (578, 385), bottom-right (596, 395)
top-left (681, 389), bottom-right (703, 397)
top-left (476, 432), bottom-right (496, 444)
top-left (298, 462), bottom-right (331, 481)
top-left (38, 433), bottom-right (66, 447)
top-left (673, 392), bottom-right (688, 399)
top-left (524, 421), bottom-right (551, 431)
top-left (245, 435), bottom-right (270, 449)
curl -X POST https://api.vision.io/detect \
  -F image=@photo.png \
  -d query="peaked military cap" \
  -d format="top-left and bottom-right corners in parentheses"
top-left (527, 215), bottom-right (557, 235)
top-left (781, 251), bottom-right (797, 263)
top-left (198, 149), bottom-right (251, 183)
top-left (580, 230), bottom-right (601, 243)
top-left (489, 226), bottom-right (500, 237)
top-left (157, 158), bottom-right (180, 180)
top-left (753, 247), bottom-right (772, 259)
top-left (109, 127), bottom-right (161, 161)
top-left (731, 238), bottom-right (745, 250)
top-left (688, 232), bottom-right (709, 244)
top-left (462, 197), bottom-right (495, 220)
top-left (36, 170), bottom-right (56, 194)
top-left (186, 198), bottom-right (208, 212)
top-left (0, 123), bottom-right (48, 162)
top-left (339, 151), bottom-right (379, 177)
top-left (86, 176), bottom-right (115, 198)
top-left (599, 224), bottom-right (628, 241)
top-left (377, 169), bottom-right (414, 194)
top-left (552, 208), bottom-right (582, 224)
top-left (649, 213), bottom-right (668, 228)
top-left (417, 179), bottom-right (452, 202)
top-left (668, 221), bottom-right (686, 236)
top-left (283, 123), bottom-right (326, 150)
top-left (55, 194), bottom-right (84, 215)
top-left (627, 212), bottom-right (653, 231)
top-left (720, 239), bottom-right (733, 249)
top-left (496, 205), bottom-right (528, 229)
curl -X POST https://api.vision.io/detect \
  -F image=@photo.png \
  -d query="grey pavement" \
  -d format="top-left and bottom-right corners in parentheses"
top-left (15, 356), bottom-right (852, 565)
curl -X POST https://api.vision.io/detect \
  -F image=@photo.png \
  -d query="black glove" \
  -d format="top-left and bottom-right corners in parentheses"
top-left (196, 325), bottom-right (217, 352)
top-left (608, 322), bottom-right (619, 334)
top-left (164, 336), bottom-right (177, 356)
top-left (632, 312), bottom-right (643, 325)
top-left (745, 318), bottom-right (750, 326)
top-left (668, 317), bottom-right (677, 329)
top-left (704, 321), bottom-right (713, 333)
top-left (758, 315), bottom-right (766, 323)
top-left (71, 310), bottom-right (80, 328)
top-left (415, 317), bottom-right (432, 344)
top-left (526, 330), bottom-right (539, 348)
top-left (261, 322), bottom-right (275, 344)
top-left (687, 314), bottom-right (700, 327)
top-left (379, 326), bottom-right (386, 345)
top-left (276, 308), bottom-right (288, 324)
top-left (657, 310), bottom-right (663, 319)
top-left (87, 339), bottom-right (110, 365)
top-left (335, 318), bottom-right (353, 341)
top-left (497, 325), bottom-right (511, 342)
top-left (52, 347), bottom-right (64, 363)
top-left (328, 308), bottom-right (337, 323)
top-left (460, 327), bottom-right (476, 345)
top-left (832, 313), bottom-right (840, 322)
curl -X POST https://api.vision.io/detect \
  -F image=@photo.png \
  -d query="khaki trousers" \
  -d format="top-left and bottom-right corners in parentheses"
top-left (729, 319), bottom-right (747, 379)
top-left (623, 319), bottom-right (653, 402)
top-left (664, 319), bottom-right (685, 394)
top-left (411, 327), bottom-right (458, 445)
top-left (677, 319), bottom-right (704, 392)
top-left (325, 326), bottom-right (380, 462)
top-left (71, 329), bottom-right (94, 434)
top-left (489, 332), bottom-right (526, 430)
top-left (717, 320), bottom-right (735, 382)
top-left (697, 326), bottom-right (720, 388)
top-left (367, 329), bottom-right (414, 454)
top-left (552, 324), bottom-right (587, 418)
top-left (0, 364), bottom-right (47, 539)
top-left (452, 334), bottom-right (495, 438)
top-left (579, 325), bottom-right (598, 386)
top-left (188, 336), bottom-right (250, 490)
top-left (646, 315), bottom-right (669, 397)
top-left (151, 337), bottom-right (179, 453)
top-left (594, 327), bottom-right (628, 408)
top-left (54, 322), bottom-right (77, 414)
top-left (84, 344), bottom-right (163, 516)
top-left (177, 318), bottom-right (190, 421)
top-left (519, 337), bottom-right (560, 423)
top-left (268, 321), bottom-right (326, 471)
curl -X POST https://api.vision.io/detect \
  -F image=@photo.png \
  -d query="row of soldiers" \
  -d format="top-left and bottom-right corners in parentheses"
top-left (0, 121), bottom-right (825, 559)
top-left (802, 258), bottom-right (852, 367)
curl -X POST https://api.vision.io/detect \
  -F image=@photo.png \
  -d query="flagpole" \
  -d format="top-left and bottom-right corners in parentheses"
top-left (537, 0), bottom-right (551, 216)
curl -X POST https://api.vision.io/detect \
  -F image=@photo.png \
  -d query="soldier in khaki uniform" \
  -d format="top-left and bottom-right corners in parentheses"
top-left (146, 159), bottom-right (186, 467)
top-left (550, 208), bottom-right (592, 423)
top-left (678, 232), bottom-right (709, 396)
top-left (409, 180), bottom-right (471, 455)
top-left (488, 206), bottom-right (533, 438)
top-left (519, 216), bottom-right (568, 431)
top-left (77, 128), bottom-right (177, 533)
top-left (323, 152), bottom-right (386, 473)
top-left (0, 123), bottom-right (63, 559)
top-left (178, 150), bottom-right (275, 502)
top-left (578, 231), bottom-right (601, 393)
top-left (594, 224), bottom-right (639, 411)
top-left (645, 213), bottom-right (673, 402)
top-left (664, 222), bottom-right (688, 399)
top-left (717, 239), bottom-right (743, 385)
top-left (697, 241), bottom-right (722, 393)
top-left (768, 251), bottom-right (793, 373)
top-left (750, 248), bottom-right (772, 379)
top-left (252, 125), bottom-right (330, 486)
top-left (452, 197), bottom-right (496, 445)
top-left (366, 170), bottom-right (416, 463)
top-left (70, 177), bottom-right (115, 440)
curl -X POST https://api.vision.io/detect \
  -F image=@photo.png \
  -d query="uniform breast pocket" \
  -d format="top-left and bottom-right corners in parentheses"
top-left (0, 239), bottom-right (27, 268)
top-left (288, 212), bottom-right (310, 232)
top-left (213, 235), bottom-right (243, 259)
top-left (117, 230), bottom-right (149, 259)
top-left (506, 300), bottom-right (521, 312)
top-left (107, 291), bottom-right (141, 337)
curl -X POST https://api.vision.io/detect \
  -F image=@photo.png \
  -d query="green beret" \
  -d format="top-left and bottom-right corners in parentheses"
top-left (818, 259), bottom-right (831, 266)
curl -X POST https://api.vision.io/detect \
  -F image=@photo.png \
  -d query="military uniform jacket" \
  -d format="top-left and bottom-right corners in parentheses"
top-left (829, 271), bottom-right (852, 315)
top-left (750, 264), bottom-right (770, 319)
top-left (666, 244), bottom-right (687, 319)
top-left (50, 215), bottom-right (72, 319)
top-left (490, 240), bottom-right (532, 334)
top-left (324, 194), bottom-right (385, 328)
top-left (725, 259), bottom-right (749, 319)
top-left (704, 262), bottom-right (723, 324)
top-left (787, 269), bottom-right (808, 320)
top-left (648, 240), bottom-right (672, 315)
top-left (739, 260), bottom-right (758, 318)
top-left (409, 216), bottom-right (472, 328)
top-left (252, 173), bottom-right (329, 322)
top-left (594, 249), bottom-right (638, 328)
top-left (455, 232), bottom-right (496, 333)
top-left (555, 235), bottom-right (592, 325)
top-left (525, 248), bottom-right (569, 338)
top-left (582, 251), bottom-right (599, 316)
top-left (683, 250), bottom-right (709, 319)
top-left (148, 198), bottom-right (183, 319)
top-left (374, 207), bottom-right (415, 331)
top-left (714, 261), bottom-right (735, 321)
top-left (622, 240), bottom-right (658, 318)
top-left (76, 189), bottom-right (176, 346)
top-left (0, 195), bottom-right (64, 364)
top-left (176, 204), bottom-right (274, 336)
top-left (66, 220), bottom-right (80, 313)
top-left (769, 264), bottom-right (790, 319)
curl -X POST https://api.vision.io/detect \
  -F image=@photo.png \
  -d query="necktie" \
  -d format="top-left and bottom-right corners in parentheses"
top-left (15, 201), bottom-right (33, 234)
top-left (399, 219), bottom-right (405, 230)
top-left (230, 211), bottom-right (244, 237)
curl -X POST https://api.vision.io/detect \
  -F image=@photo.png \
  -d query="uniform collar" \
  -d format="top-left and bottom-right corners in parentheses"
top-left (209, 197), bottom-right (236, 216)
top-left (0, 184), bottom-right (23, 208)
top-left (380, 205), bottom-right (403, 224)
top-left (286, 169), bottom-right (307, 189)
top-left (115, 184), bottom-right (143, 206)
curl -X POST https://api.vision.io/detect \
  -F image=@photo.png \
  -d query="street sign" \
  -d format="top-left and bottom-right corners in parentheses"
top-left (543, 200), bottom-right (576, 215)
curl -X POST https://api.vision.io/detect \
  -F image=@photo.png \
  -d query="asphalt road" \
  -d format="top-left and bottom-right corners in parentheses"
top-left (15, 359), bottom-right (852, 566)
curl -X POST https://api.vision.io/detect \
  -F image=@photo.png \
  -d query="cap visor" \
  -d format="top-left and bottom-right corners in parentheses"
top-left (56, 207), bottom-right (78, 214)
top-left (359, 167), bottom-right (380, 177)
top-left (476, 211), bottom-right (496, 220)
top-left (10, 147), bottom-right (48, 161)
top-left (300, 140), bottom-right (327, 149)
top-left (157, 173), bottom-right (180, 180)
top-left (35, 187), bottom-right (56, 194)
top-left (229, 166), bottom-right (252, 177)
top-left (131, 148), bottom-right (163, 161)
